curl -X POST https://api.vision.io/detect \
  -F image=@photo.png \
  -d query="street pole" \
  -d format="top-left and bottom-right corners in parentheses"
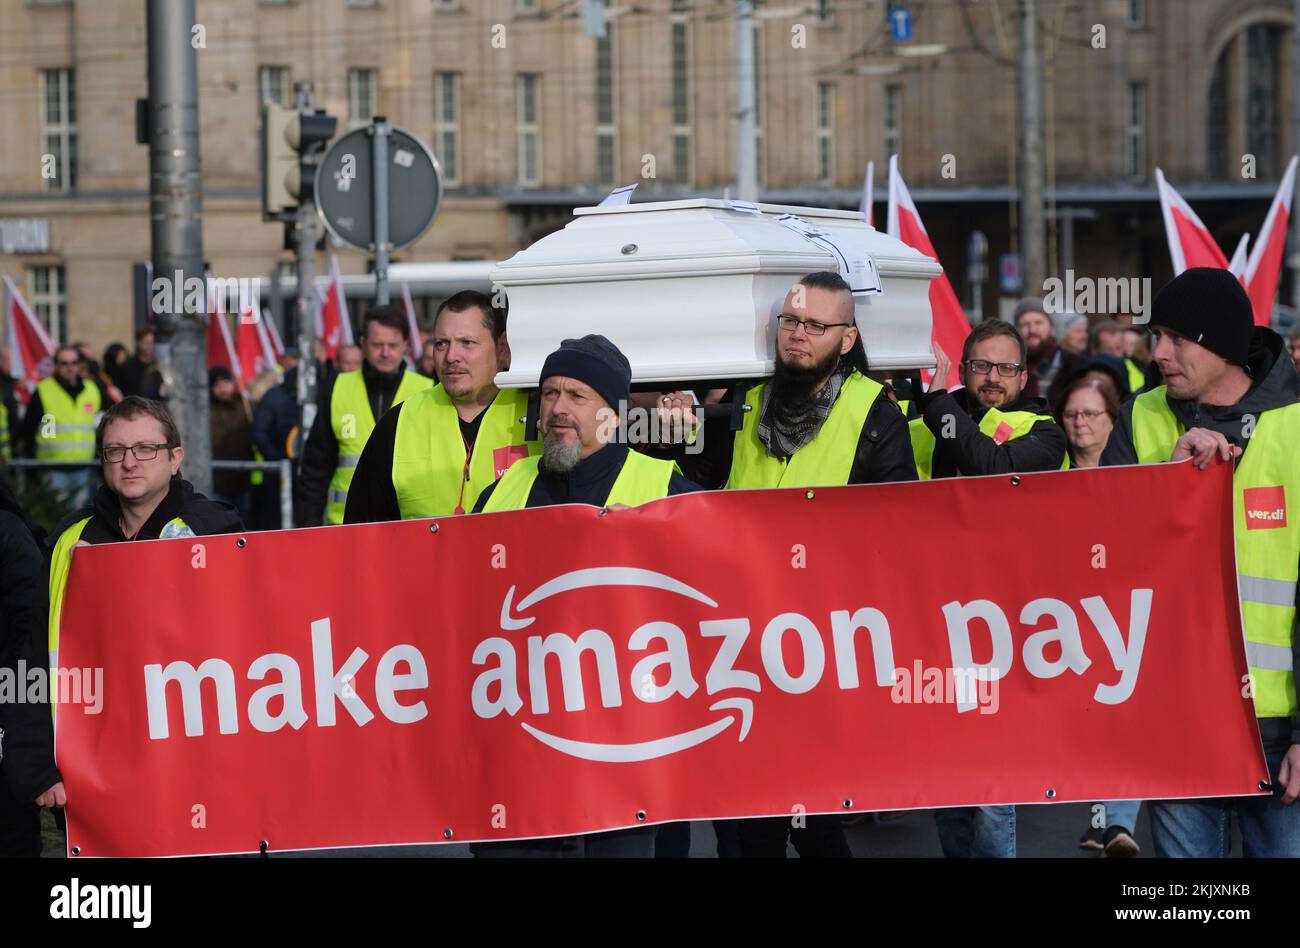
top-left (1291, 0), bottom-right (1300, 310)
top-left (294, 82), bottom-right (320, 437)
top-left (1017, 0), bottom-right (1046, 294)
top-left (372, 118), bottom-right (391, 306)
top-left (735, 0), bottom-right (758, 203)
top-left (145, 0), bottom-right (209, 494)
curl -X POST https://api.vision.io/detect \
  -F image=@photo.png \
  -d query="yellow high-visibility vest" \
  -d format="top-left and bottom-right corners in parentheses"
top-left (392, 386), bottom-right (537, 518)
top-left (1131, 385), bottom-right (1299, 719)
top-left (909, 405), bottom-right (1068, 480)
top-left (726, 372), bottom-right (886, 489)
top-left (35, 377), bottom-right (101, 461)
top-left (326, 369), bottom-right (431, 524)
top-left (481, 450), bottom-right (676, 512)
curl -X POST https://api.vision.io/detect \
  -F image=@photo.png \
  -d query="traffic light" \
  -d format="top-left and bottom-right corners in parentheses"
top-left (261, 102), bottom-right (337, 219)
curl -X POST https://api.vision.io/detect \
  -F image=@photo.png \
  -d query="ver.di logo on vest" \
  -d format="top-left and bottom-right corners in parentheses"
top-left (1243, 486), bottom-right (1287, 530)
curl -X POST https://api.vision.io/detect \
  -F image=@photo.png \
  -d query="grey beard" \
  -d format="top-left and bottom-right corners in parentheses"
top-left (540, 433), bottom-right (583, 474)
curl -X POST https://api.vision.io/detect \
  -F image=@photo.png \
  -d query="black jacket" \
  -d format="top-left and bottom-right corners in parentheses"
top-left (0, 507), bottom-right (58, 801)
top-left (294, 361), bottom-right (407, 527)
top-left (1101, 328), bottom-right (1300, 753)
top-left (918, 386), bottom-right (1067, 477)
top-left (57, 476), bottom-right (244, 545)
top-left (252, 367), bottom-right (301, 463)
top-left (681, 374), bottom-right (918, 489)
top-left (473, 443), bottom-right (701, 511)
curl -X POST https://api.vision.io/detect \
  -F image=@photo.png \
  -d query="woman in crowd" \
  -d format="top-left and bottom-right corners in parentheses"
top-left (1055, 375), bottom-right (1140, 855)
top-left (1055, 375), bottom-right (1120, 469)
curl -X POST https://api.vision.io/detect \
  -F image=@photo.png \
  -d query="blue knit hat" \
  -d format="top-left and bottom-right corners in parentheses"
top-left (539, 334), bottom-right (632, 409)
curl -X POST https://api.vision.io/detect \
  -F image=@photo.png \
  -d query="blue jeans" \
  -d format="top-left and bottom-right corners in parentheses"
top-left (934, 805), bottom-right (1016, 858)
top-left (1102, 800), bottom-right (1142, 832)
top-left (45, 468), bottom-right (94, 511)
top-left (1150, 750), bottom-right (1300, 858)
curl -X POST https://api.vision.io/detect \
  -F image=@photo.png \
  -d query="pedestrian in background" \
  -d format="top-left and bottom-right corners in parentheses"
top-left (0, 474), bottom-right (60, 857)
top-left (208, 365), bottom-right (254, 519)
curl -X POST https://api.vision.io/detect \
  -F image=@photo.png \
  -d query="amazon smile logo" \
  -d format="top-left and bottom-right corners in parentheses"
top-left (469, 567), bottom-right (897, 763)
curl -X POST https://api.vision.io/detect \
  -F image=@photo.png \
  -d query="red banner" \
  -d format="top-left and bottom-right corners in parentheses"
top-left (57, 460), bottom-right (1267, 857)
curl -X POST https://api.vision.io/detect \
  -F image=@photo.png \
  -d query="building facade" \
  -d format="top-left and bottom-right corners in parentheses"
top-left (0, 0), bottom-right (1293, 349)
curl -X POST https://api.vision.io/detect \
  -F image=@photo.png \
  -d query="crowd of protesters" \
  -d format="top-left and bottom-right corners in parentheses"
top-left (2, 270), bottom-right (1299, 860)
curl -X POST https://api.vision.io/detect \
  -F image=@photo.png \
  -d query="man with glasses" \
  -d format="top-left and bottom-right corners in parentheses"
top-left (908, 319), bottom-right (1066, 859)
top-left (684, 270), bottom-right (915, 858)
top-left (910, 319), bottom-right (1068, 480)
top-left (16, 345), bottom-right (110, 510)
top-left (47, 396), bottom-right (243, 681)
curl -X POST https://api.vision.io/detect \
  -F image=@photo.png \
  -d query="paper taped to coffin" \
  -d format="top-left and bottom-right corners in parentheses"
top-left (490, 199), bottom-right (942, 388)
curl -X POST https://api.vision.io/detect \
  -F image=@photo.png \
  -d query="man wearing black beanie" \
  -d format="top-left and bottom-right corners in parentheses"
top-left (469, 335), bottom-right (699, 859)
top-left (1102, 267), bottom-right (1300, 857)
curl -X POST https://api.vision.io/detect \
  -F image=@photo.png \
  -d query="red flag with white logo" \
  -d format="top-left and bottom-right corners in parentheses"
top-left (886, 156), bottom-right (967, 390)
top-left (3, 273), bottom-right (55, 401)
top-left (1243, 155), bottom-right (1298, 327)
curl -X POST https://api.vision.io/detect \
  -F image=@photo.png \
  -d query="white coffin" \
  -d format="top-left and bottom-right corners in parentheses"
top-left (490, 198), bottom-right (942, 388)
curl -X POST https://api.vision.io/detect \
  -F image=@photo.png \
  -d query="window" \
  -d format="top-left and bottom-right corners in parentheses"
top-left (595, 15), bottom-right (617, 185)
top-left (28, 265), bottom-right (66, 345)
top-left (1246, 25), bottom-right (1283, 179)
top-left (434, 72), bottom-right (460, 186)
top-left (671, 13), bottom-right (692, 185)
top-left (258, 65), bottom-right (291, 108)
top-left (432, 0), bottom-right (458, 10)
top-left (1126, 0), bottom-right (1146, 28)
top-left (815, 0), bottom-right (833, 27)
top-left (884, 83), bottom-right (902, 160)
top-left (41, 68), bottom-right (76, 193)
top-left (514, 0), bottom-right (540, 14)
top-left (816, 83), bottom-right (835, 184)
top-left (516, 74), bottom-right (541, 187)
top-left (1125, 81), bottom-right (1146, 181)
top-left (347, 68), bottom-right (376, 125)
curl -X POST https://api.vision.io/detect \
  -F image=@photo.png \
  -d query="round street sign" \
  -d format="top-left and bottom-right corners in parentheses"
top-left (315, 123), bottom-right (442, 253)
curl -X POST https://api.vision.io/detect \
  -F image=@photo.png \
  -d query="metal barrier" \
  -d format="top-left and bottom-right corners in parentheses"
top-left (1, 458), bottom-right (295, 531)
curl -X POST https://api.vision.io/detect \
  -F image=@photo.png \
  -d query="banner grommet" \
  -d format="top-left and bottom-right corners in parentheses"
top-left (1044, 788), bottom-right (1057, 799)
top-left (443, 828), bottom-right (453, 839)
top-left (635, 810), bottom-right (647, 821)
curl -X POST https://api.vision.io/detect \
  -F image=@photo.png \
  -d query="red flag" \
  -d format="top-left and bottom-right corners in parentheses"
top-left (235, 308), bottom-right (277, 388)
top-left (1155, 169), bottom-right (1232, 275)
top-left (401, 281), bottom-right (422, 367)
top-left (320, 253), bottom-right (353, 361)
top-left (206, 281), bottom-right (241, 378)
top-left (886, 156), bottom-right (967, 390)
top-left (3, 274), bottom-right (55, 400)
top-left (1243, 155), bottom-right (1298, 327)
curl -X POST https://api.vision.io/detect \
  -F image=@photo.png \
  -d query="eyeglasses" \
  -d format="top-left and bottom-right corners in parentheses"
top-left (1062, 409), bottom-right (1107, 423)
top-left (964, 359), bottom-right (1023, 377)
top-left (777, 314), bottom-right (853, 336)
top-left (56, 360), bottom-right (81, 367)
top-left (102, 443), bottom-right (172, 463)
